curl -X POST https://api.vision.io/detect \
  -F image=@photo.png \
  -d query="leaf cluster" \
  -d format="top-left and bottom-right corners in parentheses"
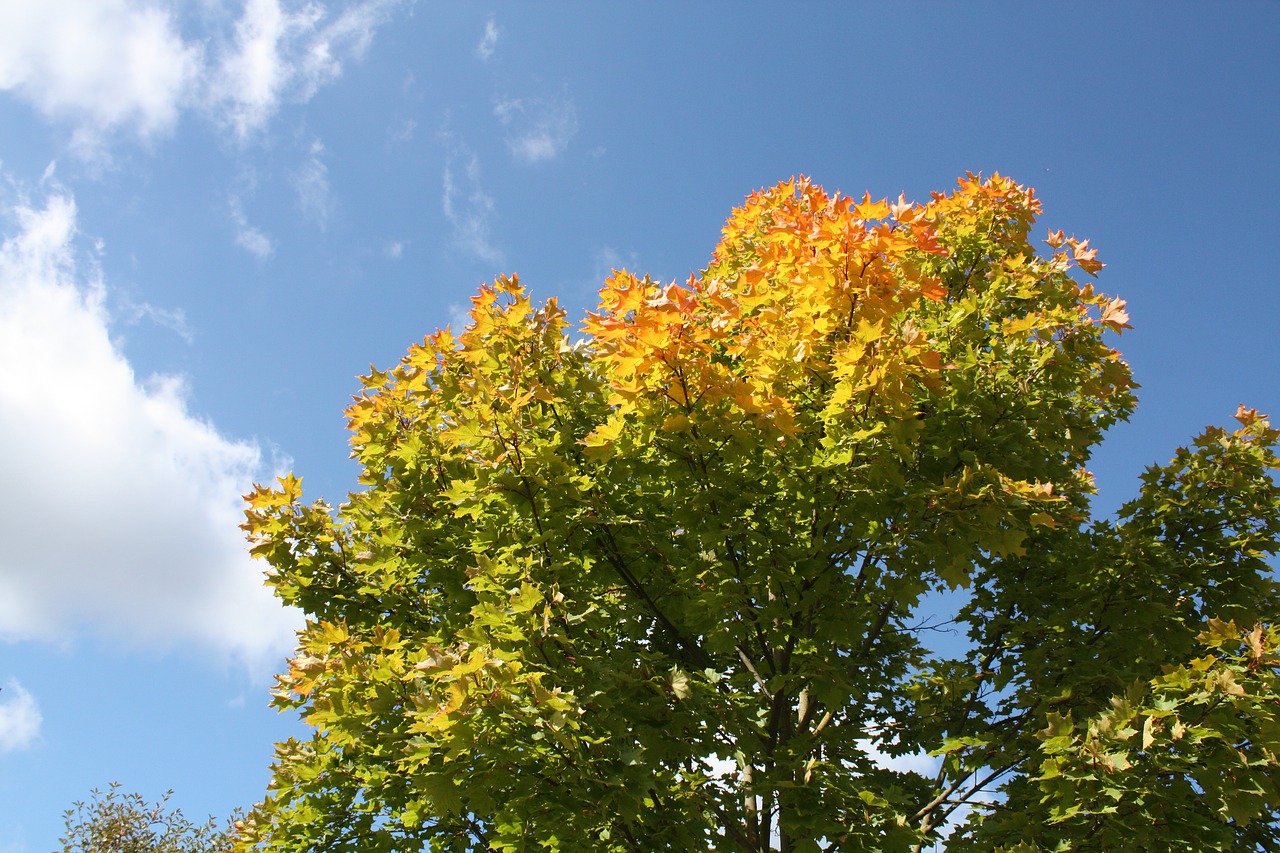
top-left (59, 782), bottom-right (235, 853)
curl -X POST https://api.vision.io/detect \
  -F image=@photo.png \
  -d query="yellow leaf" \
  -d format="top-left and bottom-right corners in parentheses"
top-left (277, 473), bottom-right (303, 502)
top-left (661, 414), bottom-right (691, 432)
top-left (1198, 617), bottom-right (1239, 648)
top-left (854, 192), bottom-right (890, 220)
top-left (582, 415), bottom-right (626, 459)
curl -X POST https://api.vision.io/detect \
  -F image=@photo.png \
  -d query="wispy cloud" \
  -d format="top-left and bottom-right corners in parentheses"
top-left (0, 187), bottom-right (300, 669)
top-left (0, 0), bottom-right (407, 151)
top-left (475, 15), bottom-right (498, 61)
top-left (493, 94), bottom-right (578, 163)
top-left (441, 145), bottom-right (502, 264)
top-left (388, 116), bottom-right (416, 143)
top-left (0, 681), bottom-right (40, 753)
top-left (292, 138), bottom-right (332, 227)
top-left (121, 299), bottom-right (195, 343)
top-left (592, 246), bottom-right (638, 281)
top-left (229, 193), bottom-right (274, 259)
top-left (446, 300), bottom-right (472, 333)
top-left (210, 0), bottom-right (403, 141)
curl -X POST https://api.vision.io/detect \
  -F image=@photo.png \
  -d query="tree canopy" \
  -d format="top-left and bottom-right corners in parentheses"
top-left (60, 783), bottom-right (235, 853)
top-left (237, 174), bottom-right (1280, 852)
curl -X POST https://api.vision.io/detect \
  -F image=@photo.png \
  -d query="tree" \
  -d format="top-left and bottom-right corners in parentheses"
top-left (237, 174), bottom-right (1280, 852)
top-left (59, 783), bottom-right (235, 853)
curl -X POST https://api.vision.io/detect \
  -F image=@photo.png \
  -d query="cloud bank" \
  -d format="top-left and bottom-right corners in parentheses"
top-left (0, 0), bottom-right (404, 148)
top-left (0, 189), bottom-right (299, 668)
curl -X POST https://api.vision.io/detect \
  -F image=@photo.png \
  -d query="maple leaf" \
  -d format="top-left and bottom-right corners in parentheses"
top-left (1100, 297), bottom-right (1132, 332)
top-left (919, 276), bottom-right (947, 302)
top-left (854, 191), bottom-right (890, 221)
top-left (890, 193), bottom-right (919, 222)
top-left (1234, 404), bottom-right (1263, 428)
top-left (1072, 239), bottom-right (1105, 275)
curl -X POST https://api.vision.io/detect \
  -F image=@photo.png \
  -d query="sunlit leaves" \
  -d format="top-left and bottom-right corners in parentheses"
top-left (59, 784), bottom-right (236, 853)
top-left (238, 174), bottom-right (1279, 852)
top-left (1032, 621), bottom-right (1280, 849)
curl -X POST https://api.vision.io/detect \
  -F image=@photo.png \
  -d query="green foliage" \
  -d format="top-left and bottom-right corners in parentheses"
top-left (59, 783), bottom-right (235, 853)
top-left (238, 175), bottom-right (1280, 851)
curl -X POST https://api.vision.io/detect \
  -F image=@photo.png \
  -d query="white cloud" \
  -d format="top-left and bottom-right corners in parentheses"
top-left (475, 15), bottom-right (498, 61)
top-left (0, 0), bottom-right (405, 149)
top-left (208, 0), bottom-right (302, 139)
top-left (867, 746), bottom-right (940, 777)
top-left (292, 138), bottom-right (331, 226)
top-left (0, 190), bottom-right (300, 669)
top-left (441, 146), bottom-right (502, 264)
top-left (0, 681), bottom-right (40, 752)
top-left (493, 94), bottom-right (578, 163)
top-left (229, 193), bottom-right (274, 258)
top-left (384, 240), bottom-right (405, 258)
top-left (210, 0), bottom-right (401, 140)
top-left (0, 0), bottom-right (201, 145)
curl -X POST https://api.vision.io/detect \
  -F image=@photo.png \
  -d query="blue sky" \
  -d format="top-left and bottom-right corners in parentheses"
top-left (0, 2), bottom-right (1277, 850)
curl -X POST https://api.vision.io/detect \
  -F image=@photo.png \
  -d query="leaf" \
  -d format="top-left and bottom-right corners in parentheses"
top-left (1100, 297), bottom-right (1132, 332)
top-left (1040, 711), bottom-right (1075, 742)
top-left (581, 415), bottom-right (625, 458)
top-left (661, 414), bottom-right (691, 433)
top-left (854, 192), bottom-right (890, 220)
top-left (1215, 669), bottom-right (1246, 697)
top-left (1198, 617), bottom-right (1240, 649)
top-left (1072, 239), bottom-right (1105, 275)
top-left (510, 582), bottom-right (543, 614)
top-left (669, 666), bottom-right (691, 701)
top-left (919, 276), bottom-right (947, 302)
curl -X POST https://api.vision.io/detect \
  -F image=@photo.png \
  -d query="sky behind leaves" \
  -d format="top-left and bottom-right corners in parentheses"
top-left (0, 3), bottom-right (1277, 851)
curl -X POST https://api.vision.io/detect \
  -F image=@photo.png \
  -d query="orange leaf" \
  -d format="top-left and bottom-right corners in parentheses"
top-left (919, 277), bottom-right (947, 302)
top-left (1234, 404), bottom-right (1265, 428)
top-left (1100, 298), bottom-right (1132, 332)
top-left (1072, 239), bottom-right (1104, 275)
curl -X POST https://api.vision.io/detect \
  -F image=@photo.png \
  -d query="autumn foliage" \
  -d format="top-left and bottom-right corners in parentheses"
top-left (239, 174), bottom-right (1280, 852)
